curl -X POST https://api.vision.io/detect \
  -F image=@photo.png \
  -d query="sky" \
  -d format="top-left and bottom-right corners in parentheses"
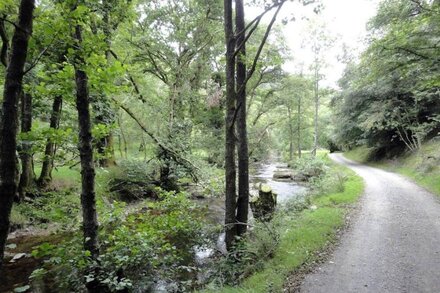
top-left (247, 0), bottom-right (380, 88)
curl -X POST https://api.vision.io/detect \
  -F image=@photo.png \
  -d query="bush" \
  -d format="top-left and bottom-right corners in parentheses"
top-left (289, 156), bottom-right (327, 181)
top-left (11, 188), bottom-right (80, 230)
top-left (207, 217), bottom-right (282, 288)
top-left (107, 160), bottom-right (160, 201)
top-left (206, 192), bottom-right (315, 290)
top-left (32, 190), bottom-right (209, 292)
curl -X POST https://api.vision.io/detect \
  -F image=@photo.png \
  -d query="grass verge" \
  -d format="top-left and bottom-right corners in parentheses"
top-left (205, 156), bottom-right (364, 293)
top-left (345, 141), bottom-right (440, 196)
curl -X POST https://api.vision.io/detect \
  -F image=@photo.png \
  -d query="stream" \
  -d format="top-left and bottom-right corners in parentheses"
top-left (178, 161), bottom-right (308, 292)
top-left (1, 161), bottom-right (307, 293)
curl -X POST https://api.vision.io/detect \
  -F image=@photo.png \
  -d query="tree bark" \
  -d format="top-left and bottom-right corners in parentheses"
top-left (18, 92), bottom-right (33, 200)
top-left (287, 105), bottom-right (294, 161)
top-left (95, 1), bottom-right (116, 168)
top-left (73, 23), bottom-right (99, 261)
top-left (0, 17), bottom-right (9, 67)
top-left (235, 0), bottom-right (249, 238)
top-left (94, 102), bottom-right (116, 168)
top-left (312, 67), bottom-right (319, 157)
top-left (297, 95), bottom-right (302, 159)
top-left (223, 0), bottom-right (237, 251)
top-left (38, 95), bottom-right (62, 188)
top-left (0, 0), bottom-right (35, 271)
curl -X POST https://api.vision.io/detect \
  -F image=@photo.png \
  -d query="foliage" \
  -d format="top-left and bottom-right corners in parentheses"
top-left (106, 159), bottom-right (161, 201)
top-left (333, 0), bottom-right (440, 157)
top-left (289, 155), bottom-right (327, 180)
top-left (204, 159), bottom-right (364, 292)
top-left (10, 188), bottom-right (81, 230)
top-left (345, 139), bottom-right (440, 196)
top-left (31, 190), bottom-right (209, 292)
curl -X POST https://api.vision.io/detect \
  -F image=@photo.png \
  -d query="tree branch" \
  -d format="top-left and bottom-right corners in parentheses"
top-left (110, 97), bottom-right (199, 180)
top-left (244, 2), bottom-right (284, 90)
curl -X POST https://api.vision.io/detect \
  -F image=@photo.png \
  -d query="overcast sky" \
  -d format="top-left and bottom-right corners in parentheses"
top-left (247, 0), bottom-right (380, 88)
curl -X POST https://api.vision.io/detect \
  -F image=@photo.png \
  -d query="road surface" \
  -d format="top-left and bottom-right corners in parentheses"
top-left (300, 153), bottom-right (440, 293)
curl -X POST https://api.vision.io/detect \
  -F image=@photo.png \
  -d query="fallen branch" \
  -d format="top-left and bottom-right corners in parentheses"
top-left (110, 97), bottom-right (199, 181)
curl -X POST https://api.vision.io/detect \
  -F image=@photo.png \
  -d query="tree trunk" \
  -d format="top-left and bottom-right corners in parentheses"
top-left (235, 0), bottom-right (249, 238)
top-left (95, 2), bottom-right (116, 168)
top-left (94, 106), bottom-right (116, 168)
top-left (312, 67), bottom-right (319, 157)
top-left (73, 22), bottom-right (100, 289)
top-left (297, 95), bottom-right (302, 159)
top-left (0, 0), bottom-right (35, 271)
top-left (223, 0), bottom-right (237, 251)
top-left (18, 92), bottom-right (33, 200)
top-left (117, 114), bottom-right (128, 159)
top-left (287, 105), bottom-right (294, 161)
top-left (38, 95), bottom-right (62, 188)
top-left (250, 184), bottom-right (277, 222)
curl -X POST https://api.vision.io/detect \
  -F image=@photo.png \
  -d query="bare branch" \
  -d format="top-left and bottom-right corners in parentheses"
top-left (244, 2), bottom-right (284, 89)
top-left (110, 97), bottom-right (199, 180)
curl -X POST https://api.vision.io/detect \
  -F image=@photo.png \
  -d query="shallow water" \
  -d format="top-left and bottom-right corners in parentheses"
top-left (250, 162), bottom-right (308, 203)
top-left (186, 161), bottom-right (308, 291)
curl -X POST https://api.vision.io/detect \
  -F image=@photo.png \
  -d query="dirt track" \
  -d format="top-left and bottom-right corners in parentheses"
top-left (300, 153), bottom-right (440, 293)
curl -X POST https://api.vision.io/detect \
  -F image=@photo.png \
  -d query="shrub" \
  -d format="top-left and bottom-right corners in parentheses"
top-left (289, 156), bottom-right (327, 180)
top-left (106, 160), bottom-right (160, 201)
top-left (11, 188), bottom-right (81, 229)
top-left (32, 190), bottom-right (209, 292)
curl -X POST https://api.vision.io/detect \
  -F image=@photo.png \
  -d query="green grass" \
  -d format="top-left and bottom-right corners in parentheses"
top-left (343, 145), bottom-right (372, 163)
top-left (10, 165), bottom-right (115, 229)
top-left (33, 165), bottom-right (81, 185)
top-left (205, 156), bottom-right (364, 293)
top-left (345, 140), bottom-right (440, 196)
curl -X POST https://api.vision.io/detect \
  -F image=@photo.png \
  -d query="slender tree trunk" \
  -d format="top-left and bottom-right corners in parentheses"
top-left (235, 0), bottom-right (249, 238)
top-left (95, 2), bottom-right (116, 168)
top-left (94, 106), bottom-right (116, 167)
top-left (0, 0), bottom-right (35, 271)
top-left (287, 105), bottom-right (294, 161)
top-left (74, 25), bottom-right (99, 257)
top-left (18, 92), bottom-right (33, 200)
top-left (223, 0), bottom-right (237, 251)
top-left (117, 114), bottom-right (128, 159)
top-left (312, 67), bottom-right (319, 157)
top-left (38, 95), bottom-right (62, 187)
top-left (72, 22), bottom-right (102, 292)
top-left (297, 95), bottom-right (302, 159)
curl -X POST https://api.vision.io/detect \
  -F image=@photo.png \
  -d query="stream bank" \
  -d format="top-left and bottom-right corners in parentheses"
top-left (1, 160), bottom-right (307, 293)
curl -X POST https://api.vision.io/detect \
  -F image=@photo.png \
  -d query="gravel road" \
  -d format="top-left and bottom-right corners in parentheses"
top-left (300, 153), bottom-right (440, 293)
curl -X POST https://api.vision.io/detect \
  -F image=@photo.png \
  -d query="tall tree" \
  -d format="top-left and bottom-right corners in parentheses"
top-left (38, 95), bottom-right (63, 187)
top-left (223, 0), bottom-right (285, 250)
top-left (70, 4), bottom-right (101, 290)
top-left (305, 21), bottom-right (332, 156)
top-left (0, 0), bottom-right (35, 270)
top-left (17, 92), bottom-right (33, 200)
top-left (223, 0), bottom-right (237, 251)
top-left (235, 0), bottom-right (249, 238)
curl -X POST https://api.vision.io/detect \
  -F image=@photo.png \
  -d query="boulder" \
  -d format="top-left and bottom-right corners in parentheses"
top-left (273, 170), bottom-right (292, 179)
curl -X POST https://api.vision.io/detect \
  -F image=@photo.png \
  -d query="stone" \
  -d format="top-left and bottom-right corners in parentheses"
top-left (273, 170), bottom-right (293, 179)
top-left (9, 253), bottom-right (27, 263)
